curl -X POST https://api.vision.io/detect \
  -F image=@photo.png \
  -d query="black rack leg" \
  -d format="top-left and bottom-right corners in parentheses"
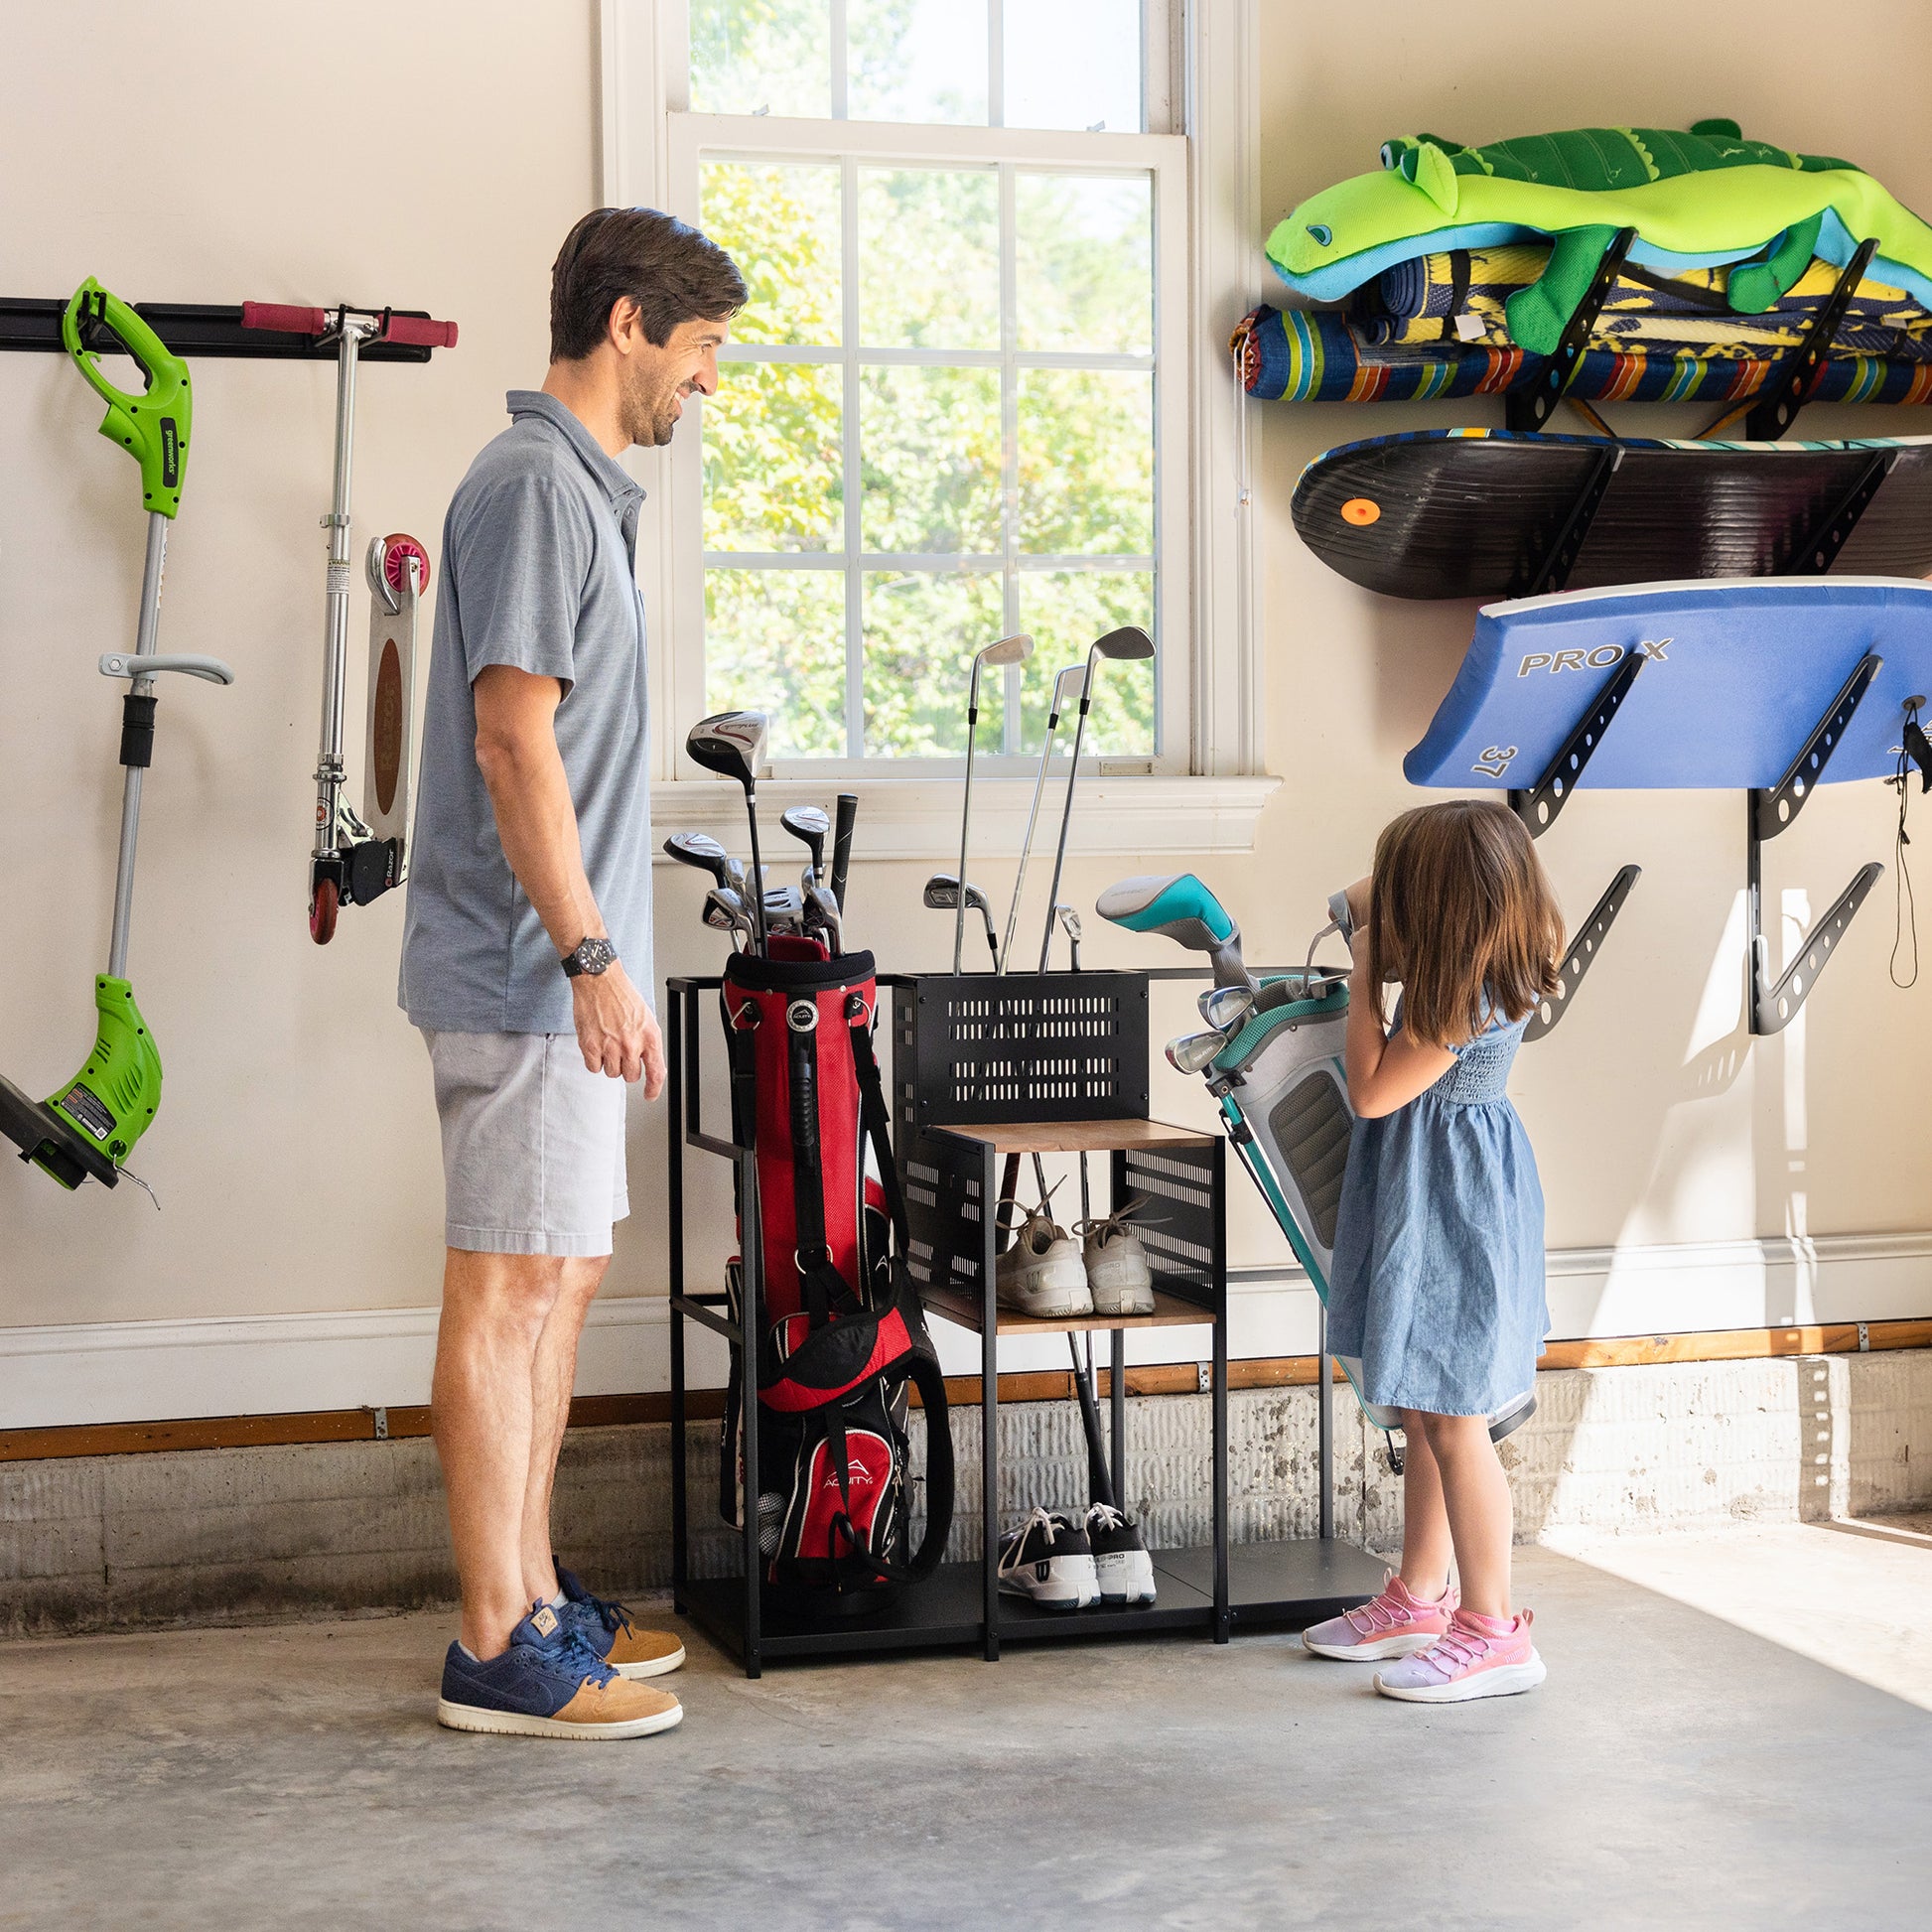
top-left (1110, 1328), bottom-right (1127, 1517)
top-left (1317, 1304), bottom-right (1334, 1543)
top-left (981, 1145), bottom-right (1001, 1662)
top-left (1211, 1139), bottom-right (1229, 1642)
top-left (667, 994), bottom-right (688, 1615)
top-left (740, 1148), bottom-right (762, 1679)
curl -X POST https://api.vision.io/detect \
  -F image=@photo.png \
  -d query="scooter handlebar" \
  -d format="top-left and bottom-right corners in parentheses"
top-left (240, 300), bottom-right (329, 336)
top-left (381, 313), bottom-right (459, 348)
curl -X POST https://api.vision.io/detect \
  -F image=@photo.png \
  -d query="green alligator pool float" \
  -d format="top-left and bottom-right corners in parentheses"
top-left (1269, 119), bottom-right (1932, 356)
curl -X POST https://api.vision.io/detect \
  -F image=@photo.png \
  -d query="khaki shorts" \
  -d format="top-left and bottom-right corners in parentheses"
top-left (422, 1030), bottom-right (629, 1258)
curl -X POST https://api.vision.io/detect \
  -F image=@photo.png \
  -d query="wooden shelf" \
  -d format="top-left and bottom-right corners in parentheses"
top-left (922, 1283), bottom-right (1214, 1336)
top-left (925, 1118), bottom-right (1213, 1155)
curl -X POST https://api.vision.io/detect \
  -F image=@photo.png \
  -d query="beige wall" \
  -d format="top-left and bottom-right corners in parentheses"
top-left (1, 1), bottom-right (1927, 1342)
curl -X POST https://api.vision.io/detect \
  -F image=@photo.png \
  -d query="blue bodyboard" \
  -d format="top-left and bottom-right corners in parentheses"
top-left (1405, 578), bottom-right (1932, 792)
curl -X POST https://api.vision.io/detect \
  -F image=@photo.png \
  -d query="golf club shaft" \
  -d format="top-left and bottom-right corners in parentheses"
top-left (999, 698), bottom-right (1064, 974)
top-left (744, 793), bottom-right (769, 952)
top-left (954, 682), bottom-right (980, 974)
top-left (1070, 1328), bottom-right (1115, 1510)
top-left (830, 793), bottom-right (857, 910)
top-left (1037, 683), bottom-right (1095, 972)
top-left (108, 512), bottom-right (170, 979)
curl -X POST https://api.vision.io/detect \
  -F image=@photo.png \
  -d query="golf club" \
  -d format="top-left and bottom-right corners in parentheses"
top-left (1037, 626), bottom-right (1154, 971)
top-left (780, 804), bottom-right (830, 889)
top-left (663, 830), bottom-right (742, 896)
top-left (703, 885), bottom-right (756, 950)
top-left (1167, 1029), bottom-right (1229, 1075)
top-left (829, 793), bottom-right (858, 912)
top-left (998, 662), bottom-right (1085, 974)
top-left (1055, 903), bottom-right (1082, 969)
top-left (803, 882), bottom-right (844, 955)
top-left (953, 632), bottom-right (1034, 972)
top-left (1200, 983), bottom-right (1258, 1034)
top-left (687, 711), bottom-right (770, 952)
top-left (1096, 873), bottom-right (1258, 991)
top-left (762, 883), bottom-right (805, 935)
top-left (925, 873), bottom-right (999, 968)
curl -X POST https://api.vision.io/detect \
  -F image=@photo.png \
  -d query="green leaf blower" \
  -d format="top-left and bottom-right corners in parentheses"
top-left (0, 280), bottom-right (234, 1194)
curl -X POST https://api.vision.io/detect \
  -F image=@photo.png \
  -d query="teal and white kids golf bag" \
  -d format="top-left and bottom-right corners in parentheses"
top-left (1097, 875), bottom-right (1537, 1462)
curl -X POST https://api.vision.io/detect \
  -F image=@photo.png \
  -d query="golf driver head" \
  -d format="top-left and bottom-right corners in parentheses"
top-left (1096, 873), bottom-right (1254, 990)
top-left (663, 830), bottom-right (735, 892)
top-left (1166, 1029), bottom-right (1229, 1076)
top-left (780, 804), bottom-right (830, 883)
top-left (686, 711), bottom-right (768, 787)
top-left (1199, 984), bottom-right (1257, 1034)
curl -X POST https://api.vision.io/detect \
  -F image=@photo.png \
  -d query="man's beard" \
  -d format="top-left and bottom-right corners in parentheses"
top-left (621, 365), bottom-right (685, 449)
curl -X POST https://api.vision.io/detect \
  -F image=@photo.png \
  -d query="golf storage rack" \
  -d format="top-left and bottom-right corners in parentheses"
top-left (666, 967), bottom-right (1386, 1676)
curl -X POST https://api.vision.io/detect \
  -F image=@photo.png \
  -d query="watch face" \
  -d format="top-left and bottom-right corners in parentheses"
top-left (566, 937), bottom-right (617, 977)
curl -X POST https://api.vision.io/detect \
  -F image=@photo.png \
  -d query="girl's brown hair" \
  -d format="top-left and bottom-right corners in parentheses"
top-left (1366, 800), bottom-right (1565, 1048)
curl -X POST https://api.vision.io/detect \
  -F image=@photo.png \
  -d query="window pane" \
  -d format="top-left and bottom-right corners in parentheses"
top-left (1016, 175), bottom-right (1152, 354)
top-left (704, 364), bottom-right (844, 553)
top-left (1004, 0), bottom-right (1142, 131)
top-left (860, 367), bottom-right (1002, 555)
top-left (862, 572), bottom-right (1007, 757)
top-left (706, 569), bottom-right (848, 759)
top-left (700, 161), bottom-right (842, 347)
top-left (858, 169), bottom-right (999, 349)
top-left (1017, 571), bottom-right (1155, 755)
top-left (850, 0), bottom-right (989, 124)
top-left (689, 0), bottom-right (832, 117)
top-left (1018, 369), bottom-right (1153, 555)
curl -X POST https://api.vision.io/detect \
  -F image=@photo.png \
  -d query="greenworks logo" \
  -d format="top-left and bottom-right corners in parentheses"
top-left (161, 419), bottom-right (179, 488)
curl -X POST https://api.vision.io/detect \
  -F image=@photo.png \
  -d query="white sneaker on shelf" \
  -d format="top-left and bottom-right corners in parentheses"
top-left (1078, 1199), bottom-right (1156, 1316)
top-left (997, 1507), bottom-right (1100, 1610)
top-left (1084, 1503), bottom-right (1157, 1605)
top-left (996, 1200), bottom-right (1092, 1318)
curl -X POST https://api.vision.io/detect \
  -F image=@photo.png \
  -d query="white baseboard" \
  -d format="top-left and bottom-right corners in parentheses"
top-left (4, 1230), bottom-right (1929, 1431)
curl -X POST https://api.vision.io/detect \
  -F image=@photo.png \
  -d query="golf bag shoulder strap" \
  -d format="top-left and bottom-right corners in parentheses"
top-left (784, 993), bottom-right (857, 1327)
top-left (846, 994), bottom-right (907, 1253)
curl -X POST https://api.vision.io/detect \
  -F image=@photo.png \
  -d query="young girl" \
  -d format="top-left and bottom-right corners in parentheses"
top-left (1301, 799), bottom-right (1563, 1704)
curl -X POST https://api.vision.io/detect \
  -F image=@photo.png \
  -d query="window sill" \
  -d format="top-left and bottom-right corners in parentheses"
top-left (649, 773), bottom-right (1282, 859)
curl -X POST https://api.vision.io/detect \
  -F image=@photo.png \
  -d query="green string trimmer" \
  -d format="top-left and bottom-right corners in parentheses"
top-left (0, 279), bottom-right (234, 1195)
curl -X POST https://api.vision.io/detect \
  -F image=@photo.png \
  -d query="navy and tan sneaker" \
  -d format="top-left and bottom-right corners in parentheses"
top-left (555, 1563), bottom-right (687, 1680)
top-left (437, 1601), bottom-right (683, 1740)
top-left (1084, 1503), bottom-right (1157, 1605)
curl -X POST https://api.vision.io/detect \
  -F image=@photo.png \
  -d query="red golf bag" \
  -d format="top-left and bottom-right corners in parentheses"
top-left (718, 938), bottom-right (954, 1610)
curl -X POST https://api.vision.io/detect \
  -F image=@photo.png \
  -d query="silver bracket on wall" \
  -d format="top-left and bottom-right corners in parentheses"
top-left (1747, 652), bottom-right (1885, 1035)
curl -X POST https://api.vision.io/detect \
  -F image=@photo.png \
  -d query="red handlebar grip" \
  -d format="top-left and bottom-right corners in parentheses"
top-left (383, 314), bottom-right (459, 348)
top-left (240, 300), bottom-right (328, 336)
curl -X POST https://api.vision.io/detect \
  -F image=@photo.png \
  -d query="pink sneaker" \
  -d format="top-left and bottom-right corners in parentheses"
top-left (1302, 1572), bottom-right (1456, 1661)
top-left (1373, 1606), bottom-right (1547, 1703)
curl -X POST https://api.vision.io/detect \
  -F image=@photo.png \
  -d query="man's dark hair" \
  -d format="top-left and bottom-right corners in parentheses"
top-left (549, 207), bottom-right (747, 362)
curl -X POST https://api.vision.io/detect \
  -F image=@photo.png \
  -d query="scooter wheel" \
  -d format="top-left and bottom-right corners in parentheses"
top-left (378, 533), bottom-right (431, 599)
top-left (310, 876), bottom-right (340, 946)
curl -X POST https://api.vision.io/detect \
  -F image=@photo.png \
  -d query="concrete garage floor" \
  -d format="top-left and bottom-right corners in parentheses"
top-left (3, 1530), bottom-right (1928, 1932)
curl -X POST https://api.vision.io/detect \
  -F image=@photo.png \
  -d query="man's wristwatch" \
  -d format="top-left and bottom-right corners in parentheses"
top-left (561, 935), bottom-right (618, 979)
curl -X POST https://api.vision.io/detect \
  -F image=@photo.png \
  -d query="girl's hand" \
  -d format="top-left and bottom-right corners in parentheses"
top-left (1343, 876), bottom-right (1372, 928)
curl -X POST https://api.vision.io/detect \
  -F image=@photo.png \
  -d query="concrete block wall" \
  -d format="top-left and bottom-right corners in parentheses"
top-left (5, 1351), bottom-right (1929, 1638)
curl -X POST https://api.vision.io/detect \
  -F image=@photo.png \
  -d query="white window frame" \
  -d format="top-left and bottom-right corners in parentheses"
top-left (602, 0), bottom-right (1274, 851)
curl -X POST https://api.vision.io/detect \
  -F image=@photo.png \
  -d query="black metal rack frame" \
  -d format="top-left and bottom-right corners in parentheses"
top-left (666, 970), bottom-right (1386, 1677)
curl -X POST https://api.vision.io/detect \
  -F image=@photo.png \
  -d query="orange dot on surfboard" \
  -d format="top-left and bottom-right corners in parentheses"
top-left (1340, 497), bottom-right (1381, 526)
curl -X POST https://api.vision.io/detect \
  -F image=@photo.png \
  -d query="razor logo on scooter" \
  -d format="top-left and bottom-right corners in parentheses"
top-left (1517, 638), bottom-right (1670, 677)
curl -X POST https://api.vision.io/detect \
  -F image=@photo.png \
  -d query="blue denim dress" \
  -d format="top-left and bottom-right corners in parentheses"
top-left (1326, 1008), bottom-right (1548, 1418)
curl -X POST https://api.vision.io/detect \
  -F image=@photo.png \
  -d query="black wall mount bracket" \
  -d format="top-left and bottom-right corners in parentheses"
top-left (1747, 651), bottom-right (1885, 1035)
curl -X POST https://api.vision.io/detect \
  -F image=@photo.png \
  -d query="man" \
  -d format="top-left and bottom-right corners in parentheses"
top-left (401, 208), bottom-right (745, 1739)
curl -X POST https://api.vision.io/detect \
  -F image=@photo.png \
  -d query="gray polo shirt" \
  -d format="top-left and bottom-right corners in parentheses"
top-left (400, 390), bottom-right (651, 1035)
